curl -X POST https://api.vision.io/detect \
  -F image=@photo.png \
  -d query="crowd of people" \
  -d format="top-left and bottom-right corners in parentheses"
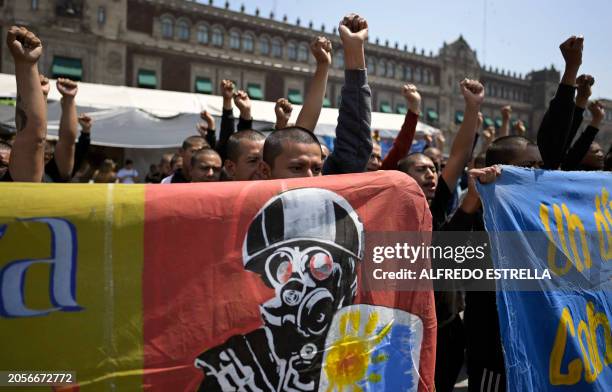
top-left (1, 15), bottom-right (610, 392)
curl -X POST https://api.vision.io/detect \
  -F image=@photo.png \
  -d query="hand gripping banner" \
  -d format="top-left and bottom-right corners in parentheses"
top-left (0, 171), bottom-right (436, 391)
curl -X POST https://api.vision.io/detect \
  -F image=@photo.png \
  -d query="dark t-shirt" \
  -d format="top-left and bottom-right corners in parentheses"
top-left (430, 176), bottom-right (453, 231)
top-left (170, 169), bottom-right (189, 183)
top-left (0, 170), bottom-right (12, 182)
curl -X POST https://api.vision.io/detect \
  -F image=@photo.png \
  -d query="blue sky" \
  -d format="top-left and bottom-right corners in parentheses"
top-left (202, 0), bottom-right (612, 98)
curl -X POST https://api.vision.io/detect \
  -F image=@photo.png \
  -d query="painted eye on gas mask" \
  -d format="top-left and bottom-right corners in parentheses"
top-left (308, 251), bottom-right (334, 281)
top-left (266, 251), bottom-right (293, 285)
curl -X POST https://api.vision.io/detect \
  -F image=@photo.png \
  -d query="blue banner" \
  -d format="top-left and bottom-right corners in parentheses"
top-left (478, 166), bottom-right (612, 391)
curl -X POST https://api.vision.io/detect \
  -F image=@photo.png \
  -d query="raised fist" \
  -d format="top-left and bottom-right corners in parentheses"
top-left (513, 120), bottom-right (526, 136)
top-left (275, 98), bottom-right (293, 128)
top-left (310, 36), bottom-right (332, 65)
top-left (200, 110), bottom-right (215, 128)
top-left (576, 74), bottom-right (594, 99)
top-left (196, 122), bottom-right (210, 137)
top-left (401, 84), bottom-right (421, 113)
top-left (588, 100), bottom-right (605, 126)
top-left (501, 105), bottom-right (512, 121)
top-left (233, 90), bottom-right (252, 115)
top-left (339, 13), bottom-right (368, 46)
top-left (460, 79), bottom-right (485, 108)
top-left (220, 79), bottom-right (234, 100)
top-left (6, 26), bottom-right (42, 64)
top-left (559, 35), bottom-right (583, 69)
top-left (56, 78), bottom-right (78, 98)
top-left (482, 126), bottom-right (496, 143)
top-left (39, 74), bottom-right (50, 97)
top-left (78, 114), bottom-right (93, 133)
top-left (469, 165), bottom-right (502, 185)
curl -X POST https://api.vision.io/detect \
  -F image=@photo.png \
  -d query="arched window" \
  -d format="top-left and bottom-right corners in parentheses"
top-left (403, 65), bottom-right (413, 81)
top-left (367, 57), bottom-right (376, 74)
top-left (212, 27), bottom-right (224, 47)
top-left (288, 41), bottom-right (297, 60)
top-left (229, 30), bottom-right (241, 49)
top-left (386, 62), bottom-right (395, 78)
top-left (271, 38), bottom-right (283, 58)
top-left (176, 18), bottom-right (190, 40)
top-left (377, 59), bottom-right (386, 77)
top-left (414, 67), bottom-right (422, 82)
top-left (297, 43), bottom-right (309, 62)
top-left (260, 36), bottom-right (270, 55)
top-left (243, 33), bottom-right (254, 52)
top-left (161, 16), bottom-right (173, 38)
top-left (196, 24), bottom-right (209, 44)
top-left (335, 51), bottom-right (344, 69)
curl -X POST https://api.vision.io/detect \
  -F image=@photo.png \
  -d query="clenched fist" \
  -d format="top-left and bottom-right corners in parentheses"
top-left (275, 98), bottom-right (293, 129)
top-left (40, 74), bottom-right (50, 97)
top-left (78, 114), bottom-right (93, 133)
top-left (199, 110), bottom-right (215, 129)
top-left (559, 35), bottom-right (583, 70)
top-left (56, 78), bottom-right (78, 98)
top-left (588, 100), bottom-right (605, 127)
top-left (310, 36), bottom-right (332, 65)
top-left (482, 126), bottom-right (496, 143)
top-left (233, 90), bottom-right (252, 119)
top-left (6, 26), bottom-right (42, 64)
top-left (220, 79), bottom-right (234, 100)
top-left (576, 74), bottom-right (594, 108)
top-left (338, 13), bottom-right (368, 69)
top-left (401, 84), bottom-right (421, 114)
top-left (460, 79), bottom-right (485, 109)
top-left (513, 120), bottom-right (526, 136)
top-left (501, 105), bottom-right (512, 121)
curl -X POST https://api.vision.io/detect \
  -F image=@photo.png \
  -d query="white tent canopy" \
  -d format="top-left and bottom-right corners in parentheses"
top-left (0, 72), bottom-right (441, 146)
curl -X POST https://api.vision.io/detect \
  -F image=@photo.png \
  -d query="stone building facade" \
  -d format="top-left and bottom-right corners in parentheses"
top-left (1, 0), bottom-right (610, 144)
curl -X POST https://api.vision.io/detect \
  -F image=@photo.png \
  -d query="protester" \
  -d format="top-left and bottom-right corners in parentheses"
top-left (161, 136), bottom-right (208, 183)
top-left (258, 14), bottom-right (371, 180)
top-left (5, 26), bottom-right (47, 182)
top-left (190, 148), bottom-right (222, 182)
top-left (116, 159), bottom-right (139, 183)
top-left (91, 158), bottom-right (117, 183)
top-left (145, 164), bottom-right (162, 183)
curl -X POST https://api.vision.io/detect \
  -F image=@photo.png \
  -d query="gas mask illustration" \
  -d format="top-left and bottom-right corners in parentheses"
top-left (196, 188), bottom-right (364, 392)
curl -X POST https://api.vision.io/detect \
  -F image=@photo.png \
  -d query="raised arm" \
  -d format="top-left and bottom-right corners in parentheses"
top-left (274, 98), bottom-right (293, 130)
top-left (498, 105), bottom-right (511, 138)
top-left (296, 36), bottom-right (332, 131)
top-left (217, 79), bottom-right (236, 160)
top-left (234, 90), bottom-right (253, 131)
top-left (7, 26), bottom-right (47, 182)
top-left (323, 13), bottom-right (372, 175)
top-left (54, 78), bottom-right (79, 180)
top-left (380, 84), bottom-right (421, 170)
top-left (537, 36), bottom-right (582, 169)
top-left (563, 74), bottom-right (592, 153)
top-left (440, 79), bottom-right (484, 190)
top-left (74, 114), bottom-right (92, 174)
top-left (562, 100), bottom-right (604, 170)
top-left (198, 110), bottom-right (217, 149)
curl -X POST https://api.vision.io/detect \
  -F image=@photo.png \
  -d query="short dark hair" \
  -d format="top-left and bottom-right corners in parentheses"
top-left (262, 127), bottom-right (321, 167)
top-left (191, 148), bottom-right (221, 167)
top-left (226, 129), bottom-right (266, 162)
top-left (182, 135), bottom-right (208, 150)
top-left (125, 159), bottom-right (133, 165)
top-left (397, 152), bottom-right (432, 172)
top-left (485, 135), bottom-right (535, 166)
top-left (0, 140), bottom-right (11, 152)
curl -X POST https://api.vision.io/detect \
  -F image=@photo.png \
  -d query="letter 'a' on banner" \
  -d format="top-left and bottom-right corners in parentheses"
top-left (0, 171), bottom-right (437, 391)
top-left (478, 166), bottom-right (612, 391)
